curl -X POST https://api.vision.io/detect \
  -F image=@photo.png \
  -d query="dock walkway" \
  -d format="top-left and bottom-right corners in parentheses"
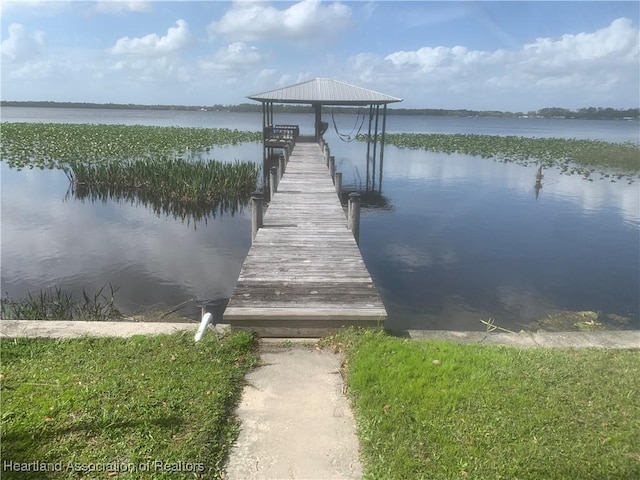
top-left (224, 140), bottom-right (387, 336)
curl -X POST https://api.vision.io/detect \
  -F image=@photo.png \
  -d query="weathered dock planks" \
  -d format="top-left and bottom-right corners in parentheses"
top-left (224, 140), bottom-right (387, 337)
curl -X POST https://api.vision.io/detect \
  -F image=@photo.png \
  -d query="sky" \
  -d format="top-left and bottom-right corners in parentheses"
top-left (1, 1), bottom-right (639, 111)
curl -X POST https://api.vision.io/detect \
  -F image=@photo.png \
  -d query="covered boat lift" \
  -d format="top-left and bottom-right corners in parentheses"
top-left (247, 78), bottom-right (402, 191)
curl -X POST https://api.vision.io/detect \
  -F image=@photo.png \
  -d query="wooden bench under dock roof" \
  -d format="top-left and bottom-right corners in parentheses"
top-left (224, 139), bottom-right (387, 337)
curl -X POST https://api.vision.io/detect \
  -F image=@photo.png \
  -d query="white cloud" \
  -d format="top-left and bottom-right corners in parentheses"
top-left (1, 23), bottom-right (46, 62)
top-left (5, 59), bottom-right (55, 80)
top-left (111, 56), bottom-right (192, 83)
top-left (347, 17), bottom-right (639, 110)
top-left (257, 68), bottom-right (276, 79)
top-left (109, 19), bottom-right (191, 56)
top-left (215, 41), bottom-right (263, 65)
top-left (94, 0), bottom-right (152, 14)
top-left (519, 18), bottom-right (638, 75)
top-left (208, 0), bottom-right (351, 42)
top-left (276, 72), bottom-right (312, 87)
top-left (199, 42), bottom-right (265, 78)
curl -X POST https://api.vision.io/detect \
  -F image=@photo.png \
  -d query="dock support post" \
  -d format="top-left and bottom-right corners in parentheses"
top-left (329, 156), bottom-right (336, 182)
top-left (269, 166), bottom-right (278, 201)
top-left (348, 192), bottom-right (361, 245)
top-left (335, 172), bottom-right (342, 200)
top-left (325, 145), bottom-right (330, 167)
top-left (278, 154), bottom-right (286, 178)
top-left (251, 192), bottom-right (263, 241)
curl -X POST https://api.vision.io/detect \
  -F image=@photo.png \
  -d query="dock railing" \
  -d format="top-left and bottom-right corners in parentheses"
top-left (264, 124), bottom-right (299, 142)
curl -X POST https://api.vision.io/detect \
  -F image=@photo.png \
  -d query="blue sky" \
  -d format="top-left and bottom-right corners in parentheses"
top-left (1, 1), bottom-right (638, 110)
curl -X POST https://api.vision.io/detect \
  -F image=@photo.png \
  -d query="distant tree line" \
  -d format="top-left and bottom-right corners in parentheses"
top-left (1, 100), bottom-right (637, 120)
top-left (531, 107), bottom-right (638, 120)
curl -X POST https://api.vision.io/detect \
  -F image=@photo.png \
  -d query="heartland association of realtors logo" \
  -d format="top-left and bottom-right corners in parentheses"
top-left (3, 460), bottom-right (206, 473)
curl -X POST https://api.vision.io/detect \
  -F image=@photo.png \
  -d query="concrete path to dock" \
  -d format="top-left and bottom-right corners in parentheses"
top-left (224, 340), bottom-right (362, 480)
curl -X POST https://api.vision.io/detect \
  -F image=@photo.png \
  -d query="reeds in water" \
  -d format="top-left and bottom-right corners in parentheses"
top-left (1, 284), bottom-right (122, 321)
top-left (65, 157), bottom-right (260, 225)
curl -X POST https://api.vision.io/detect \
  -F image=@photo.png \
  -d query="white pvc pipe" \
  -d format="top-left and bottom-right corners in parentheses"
top-left (195, 312), bottom-right (213, 342)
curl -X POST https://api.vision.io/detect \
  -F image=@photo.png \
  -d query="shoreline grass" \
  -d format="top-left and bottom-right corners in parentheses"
top-left (325, 330), bottom-right (640, 479)
top-left (0, 331), bottom-right (257, 479)
top-left (1, 285), bottom-right (122, 321)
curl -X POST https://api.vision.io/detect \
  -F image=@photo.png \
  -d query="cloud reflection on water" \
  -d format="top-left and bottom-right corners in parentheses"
top-left (1, 162), bottom-right (251, 315)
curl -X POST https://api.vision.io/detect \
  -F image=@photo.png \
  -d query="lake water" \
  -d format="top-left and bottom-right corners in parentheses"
top-left (1, 107), bottom-right (639, 330)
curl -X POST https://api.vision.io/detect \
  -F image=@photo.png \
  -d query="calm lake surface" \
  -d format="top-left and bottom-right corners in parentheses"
top-left (2, 107), bottom-right (639, 330)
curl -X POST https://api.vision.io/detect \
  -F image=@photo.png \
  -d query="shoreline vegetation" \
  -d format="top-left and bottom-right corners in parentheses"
top-left (1, 285), bottom-right (634, 333)
top-left (2, 100), bottom-right (638, 121)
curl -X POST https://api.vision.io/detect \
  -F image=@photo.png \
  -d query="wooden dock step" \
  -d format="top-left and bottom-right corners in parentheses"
top-left (224, 141), bottom-right (387, 337)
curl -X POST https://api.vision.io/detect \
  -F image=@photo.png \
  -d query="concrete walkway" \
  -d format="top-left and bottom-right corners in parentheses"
top-left (225, 342), bottom-right (362, 480)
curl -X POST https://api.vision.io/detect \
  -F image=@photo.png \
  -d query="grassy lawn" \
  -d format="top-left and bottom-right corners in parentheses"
top-left (327, 330), bottom-right (640, 480)
top-left (0, 331), bottom-right (257, 479)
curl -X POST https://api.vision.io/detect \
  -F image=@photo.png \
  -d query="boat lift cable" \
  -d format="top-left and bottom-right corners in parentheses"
top-left (331, 109), bottom-right (366, 143)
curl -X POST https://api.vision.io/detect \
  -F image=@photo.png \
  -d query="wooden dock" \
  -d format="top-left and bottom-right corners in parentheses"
top-left (224, 140), bottom-right (387, 337)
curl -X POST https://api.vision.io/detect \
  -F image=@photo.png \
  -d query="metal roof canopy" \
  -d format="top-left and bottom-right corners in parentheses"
top-left (247, 78), bottom-right (402, 106)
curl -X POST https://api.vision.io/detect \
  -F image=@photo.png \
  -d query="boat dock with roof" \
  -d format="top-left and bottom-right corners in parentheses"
top-left (223, 79), bottom-right (401, 336)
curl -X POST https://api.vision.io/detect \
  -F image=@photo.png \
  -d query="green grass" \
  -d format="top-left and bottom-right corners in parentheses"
top-left (0, 331), bottom-right (257, 479)
top-left (325, 330), bottom-right (640, 480)
top-left (368, 133), bottom-right (640, 182)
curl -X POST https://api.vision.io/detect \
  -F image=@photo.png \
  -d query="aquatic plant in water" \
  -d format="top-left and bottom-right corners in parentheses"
top-left (1, 284), bottom-right (122, 321)
top-left (64, 157), bottom-right (261, 225)
top-left (63, 157), bottom-right (260, 204)
top-left (1, 122), bottom-right (262, 223)
top-left (360, 133), bottom-right (640, 182)
top-left (0, 122), bottom-right (262, 170)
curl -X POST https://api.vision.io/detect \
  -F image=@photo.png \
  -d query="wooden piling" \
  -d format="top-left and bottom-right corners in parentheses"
top-left (348, 192), bottom-right (361, 245)
top-left (335, 172), bottom-right (342, 199)
top-left (278, 155), bottom-right (286, 178)
top-left (269, 166), bottom-right (278, 201)
top-left (329, 156), bottom-right (336, 183)
top-left (251, 192), bottom-right (263, 241)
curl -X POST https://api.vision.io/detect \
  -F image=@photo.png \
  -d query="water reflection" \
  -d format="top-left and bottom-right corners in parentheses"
top-left (1, 162), bottom-right (252, 317)
top-left (342, 185), bottom-right (393, 211)
top-left (534, 161), bottom-right (544, 200)
top-left (66, 182), bottom-right (250, 229)
top-left (356, 145), bottom-right (639, 331)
